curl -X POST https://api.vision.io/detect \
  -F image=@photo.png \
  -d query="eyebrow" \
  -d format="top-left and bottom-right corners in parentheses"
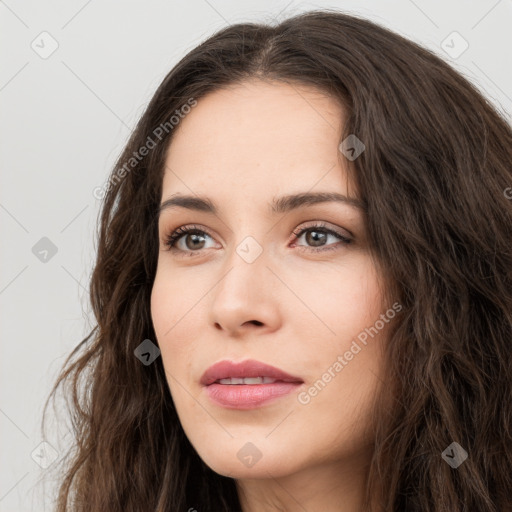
top-left (158, 191), bottom-right (365, 216)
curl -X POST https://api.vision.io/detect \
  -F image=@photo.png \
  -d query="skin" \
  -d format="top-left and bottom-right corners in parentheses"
top-left (151, 79), bottom-right (390, 512)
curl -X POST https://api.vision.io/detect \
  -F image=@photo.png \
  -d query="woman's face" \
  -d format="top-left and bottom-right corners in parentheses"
top-left (151, 79), bottom-right (391, 481)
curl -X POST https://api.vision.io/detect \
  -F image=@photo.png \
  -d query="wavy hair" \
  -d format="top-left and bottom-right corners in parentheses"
top-left (44, 9), bottom-right (512, 511)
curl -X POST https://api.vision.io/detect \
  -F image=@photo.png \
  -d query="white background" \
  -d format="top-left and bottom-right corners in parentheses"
top-left (1, 1), bottom-right (511, 510)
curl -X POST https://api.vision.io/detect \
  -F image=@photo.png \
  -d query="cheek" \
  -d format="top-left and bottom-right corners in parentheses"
top-left (340, 270), bottom-right (383, 336)
top-left (150, 276), bottom-right (198, 412)
top-left (293, 257), bottom-right (383, 339)
top-left (150, 264), bottom-right (196, 339)
top-left (293, 259), bottom-right (386, 417)
top-left (150, 271), bottom-right (192, 364)
top-left (150, 274), bottom-right (171, 342)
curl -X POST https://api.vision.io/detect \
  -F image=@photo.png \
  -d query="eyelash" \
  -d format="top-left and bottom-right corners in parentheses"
top-left (163, 222), bottom-right (352, 257)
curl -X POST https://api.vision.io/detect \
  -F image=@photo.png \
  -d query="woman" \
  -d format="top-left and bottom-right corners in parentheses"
top-left (45, 9), bottom-right (512, 511)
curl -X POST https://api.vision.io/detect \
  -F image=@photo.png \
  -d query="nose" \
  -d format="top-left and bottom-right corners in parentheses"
top-left (209, 245), bottom-right (281, 338)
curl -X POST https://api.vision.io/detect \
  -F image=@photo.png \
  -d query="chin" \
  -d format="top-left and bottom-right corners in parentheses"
top-left (193, 440), bottom-right (299, 479)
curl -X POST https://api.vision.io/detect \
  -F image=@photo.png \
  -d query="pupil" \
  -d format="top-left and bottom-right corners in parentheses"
top-left (307, 230), bottom-right (326, 246)
top-left (187, 233), bottom-right (205, 250)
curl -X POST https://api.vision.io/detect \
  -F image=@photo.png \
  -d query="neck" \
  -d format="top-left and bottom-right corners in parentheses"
top-left (235, 450), bottom-right (381, 512)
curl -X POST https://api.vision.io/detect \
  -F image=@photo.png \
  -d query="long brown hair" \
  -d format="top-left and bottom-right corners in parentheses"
top-left (44, 9), bottom-right (512, 511)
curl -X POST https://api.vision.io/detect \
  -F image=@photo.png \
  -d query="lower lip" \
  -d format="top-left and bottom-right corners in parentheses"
top-left (205, 382), bottom-right (302, 409)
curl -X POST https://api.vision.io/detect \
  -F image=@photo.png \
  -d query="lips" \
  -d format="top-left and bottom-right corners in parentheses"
top-left (200, 359), bottom-right (303, 386)
top-left (200, 359), bottom-right (304, 409)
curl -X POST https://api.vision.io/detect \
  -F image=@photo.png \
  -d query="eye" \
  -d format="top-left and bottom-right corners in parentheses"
top-left (163, 224), bottom-right (217, 255)
top-left (163, 222), bottom-right (352, 257)
top-left (291, 222), bottom-right (352, 252)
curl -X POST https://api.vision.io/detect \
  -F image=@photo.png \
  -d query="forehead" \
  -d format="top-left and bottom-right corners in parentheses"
top-left (162, 79), bottom-right (355, 201)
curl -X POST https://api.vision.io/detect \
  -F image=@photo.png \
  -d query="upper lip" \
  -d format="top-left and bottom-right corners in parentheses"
top-left (200, 359), bottom-right (304, 386)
